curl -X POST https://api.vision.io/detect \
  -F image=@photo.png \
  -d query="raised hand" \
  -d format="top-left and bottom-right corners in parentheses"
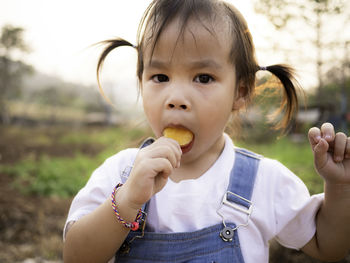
top-left (308, 122), bottom-right (350, 185)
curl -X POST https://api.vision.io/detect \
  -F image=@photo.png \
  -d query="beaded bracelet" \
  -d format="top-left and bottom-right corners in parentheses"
top-left (111, 183), bottom-right (143, 231)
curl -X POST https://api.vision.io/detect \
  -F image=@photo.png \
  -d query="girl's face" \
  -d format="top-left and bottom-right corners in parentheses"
top-left (141, 17), bottom-right (244, 165)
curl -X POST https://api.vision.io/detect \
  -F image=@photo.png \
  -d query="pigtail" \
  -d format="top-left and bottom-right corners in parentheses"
top-left (96, 38), bottom-right (136, 104)
top-left (261, 64), bottom-right (302, 131)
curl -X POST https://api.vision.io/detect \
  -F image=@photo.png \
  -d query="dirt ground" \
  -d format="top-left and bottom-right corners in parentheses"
top-left (0, 125), bottom-right (97, 263)
top-left (0, 125), bottom-right (349, 263)
top-left (0, 173), bottom-right (70, 262)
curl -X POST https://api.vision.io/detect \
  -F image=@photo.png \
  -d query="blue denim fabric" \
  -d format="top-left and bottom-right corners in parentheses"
top-left (115, 143), bottom-right (260, 263)
top-left (226, 148), bottom-right (261, 209)
top-left (116, 223), bottom-right (243, 263)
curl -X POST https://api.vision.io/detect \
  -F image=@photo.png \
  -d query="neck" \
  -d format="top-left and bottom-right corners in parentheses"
top-left (170, 135), bottom-right (226, 182)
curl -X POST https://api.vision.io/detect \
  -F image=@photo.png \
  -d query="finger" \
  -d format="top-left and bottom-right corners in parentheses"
top-left (151, 158), bottom-right (173, 179)
top-left (320, 122), bottom-right (335, 142)
top-left (308, 127), bottom-right (321, 150)
top-left (313, 138), bottom-right (329, 171)
top-left (160, 136), bottom-right (182, 153)
top-left (143, 138), bottom-right (182, 166)
top-left (147, 158), bottom-right (174, 194)
top-left (333, 132), bottom-right (347, 162)
top-left (159, 137), bottom-right (182, 166)
top-left (346, 137), bottom-right (350, 159)
top-left (147, 145), bottom-right (179, 169)
top-left (165, 140), bottom-right (182, 167)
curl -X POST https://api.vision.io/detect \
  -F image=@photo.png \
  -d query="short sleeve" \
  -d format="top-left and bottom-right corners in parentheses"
top-left (272, 160), bottom-right (324, 249)
top-left (275, 193), bottom-right (323, 249)
top-left (63, 148), bottom-right (137, 240)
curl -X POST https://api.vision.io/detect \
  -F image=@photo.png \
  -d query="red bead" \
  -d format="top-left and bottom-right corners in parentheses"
top-left (131, 222), bottom-right (139, 231)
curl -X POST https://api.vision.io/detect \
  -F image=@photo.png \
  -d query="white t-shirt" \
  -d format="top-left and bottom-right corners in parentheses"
top-left (64, 133), bottom-right (323, 263)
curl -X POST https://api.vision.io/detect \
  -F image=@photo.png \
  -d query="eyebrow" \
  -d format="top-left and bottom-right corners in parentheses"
top-left (146, 58), bottom-right (223, 70)
top-left (190, 59), bottom-right (222, 70)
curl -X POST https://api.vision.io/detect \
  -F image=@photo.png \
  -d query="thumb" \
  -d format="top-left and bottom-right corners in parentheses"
top-left (313, 138), bottom-right (329, 171)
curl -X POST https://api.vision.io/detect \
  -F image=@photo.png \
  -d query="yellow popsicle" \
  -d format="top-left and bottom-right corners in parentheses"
top-left (163, 127), bottom-right (193, 146)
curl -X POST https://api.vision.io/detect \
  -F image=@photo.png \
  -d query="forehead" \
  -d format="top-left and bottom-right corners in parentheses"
top-left (143, 16), bottom-right (233, 65)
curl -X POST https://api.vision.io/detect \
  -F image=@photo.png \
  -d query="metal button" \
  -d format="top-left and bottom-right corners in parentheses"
top-left (119, 241), bottom-right (131, 254)
top-left (220, 226), bottom-right (234, 242)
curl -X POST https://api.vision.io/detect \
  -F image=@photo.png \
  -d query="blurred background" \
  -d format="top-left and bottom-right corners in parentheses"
top-left (0, 0), bottom-right (349, 262)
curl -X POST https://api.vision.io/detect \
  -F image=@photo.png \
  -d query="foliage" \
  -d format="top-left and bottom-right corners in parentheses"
top-left (0, 125), bottom-right (324, 197)
top-left (0, 58), bottom-right (33, 98)
top-left (0, 125), bottom-right (149, 197)
top-left (253, 0), bottom-right (350, 92)
top-left (253, 0), bottom-right (350, 133)
top-left (308, 77), bottom-right (350, 110)
top-left (27, 81), bottom-right (107, 112)
top-left (0, 24), bottom-right (33, 123)
top-left (232, 74), bottom-right (305, 142)
top-left (254, 0), bottom-right (345, 29)
top-left (2, 154), bottom-right (98, 198)
top-left (0, 25), bottom-right (29, 54)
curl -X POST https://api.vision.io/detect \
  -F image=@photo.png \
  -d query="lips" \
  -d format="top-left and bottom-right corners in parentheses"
top-left (179, 137), bottom-right (194, 154)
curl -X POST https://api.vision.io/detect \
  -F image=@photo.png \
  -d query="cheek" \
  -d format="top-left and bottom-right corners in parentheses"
top-left (199, 94), bottom-right (234, 130)
top-left (202, 106), bottom-right (231, 129)
top-left (142, 92), bottom-right (163, 135)
top-left (141, 86), bottom-right (152, 112)
top-left (142, 95), bottom-right (155, 120)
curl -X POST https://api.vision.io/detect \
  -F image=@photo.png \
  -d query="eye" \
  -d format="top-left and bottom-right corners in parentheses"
top-left (152, 74), bottom-right (169, 83)
top-left (194, 74), bottom-right (214, 84)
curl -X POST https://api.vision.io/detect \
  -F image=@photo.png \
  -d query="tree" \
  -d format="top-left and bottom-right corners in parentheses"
top-left (309, 50), bottom-right (350, 131)
top-left (0, 24), bottom-right (33, 124)
top-left (253, 0), bottom-right (350, 131)
top-left (253, 0), bottom-right (349, 93)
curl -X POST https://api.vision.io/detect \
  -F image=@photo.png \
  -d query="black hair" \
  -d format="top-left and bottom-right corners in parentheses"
top-left (97, 0), bottom-right (302, 130)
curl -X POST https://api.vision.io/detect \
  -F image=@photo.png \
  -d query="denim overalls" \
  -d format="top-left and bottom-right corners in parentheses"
top-left (115, 139), bottom-right (261, 263)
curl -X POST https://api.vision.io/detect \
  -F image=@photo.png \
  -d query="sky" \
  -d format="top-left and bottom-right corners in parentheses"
top-left (0, 0), bottom-right (319, 105)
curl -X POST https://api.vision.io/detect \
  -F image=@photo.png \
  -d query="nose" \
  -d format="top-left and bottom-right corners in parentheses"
top-left (166, 92), bottom-right (191, 111)
top-left (168, 103), bottom-right (188, 110)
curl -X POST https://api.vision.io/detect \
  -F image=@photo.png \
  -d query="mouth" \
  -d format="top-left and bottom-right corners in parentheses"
top-left (163, 126), bottom-right (195, 154)
top-left (179, 138), bottom-right (194, 154)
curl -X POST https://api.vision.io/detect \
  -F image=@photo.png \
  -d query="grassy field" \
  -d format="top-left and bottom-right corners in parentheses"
top-left (1, 124), bottom-right (348, 263)
top-left (0, 124), bottom-right (151, 262)
top-left (0, 125), bottom-right (149, 198)
top-left (0, 125), bottom-right (323, 197)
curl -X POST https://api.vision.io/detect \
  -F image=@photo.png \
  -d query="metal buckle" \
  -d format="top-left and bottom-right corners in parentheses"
top-left (119, 211), bottom-right (148, 255)
top-left (222, 191), bottom-right (253, 216)
top-left (216, 191), bottom-right (253, 242)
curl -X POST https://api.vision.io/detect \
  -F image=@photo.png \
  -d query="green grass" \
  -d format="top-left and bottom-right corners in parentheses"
top-left (0, 125), bottom-right (150, 198)
top-left (3, 154), bottom-right (99, 198)
top-left (1, 125), bottom-right (323, 197)
top-left (57, 125), bottom-right (146, 147)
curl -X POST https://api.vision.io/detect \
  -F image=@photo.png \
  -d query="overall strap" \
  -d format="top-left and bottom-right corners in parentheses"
top-left (224, 148), bottom-right (262, 214)
top-left (139, 137), bottom-right (155, 148)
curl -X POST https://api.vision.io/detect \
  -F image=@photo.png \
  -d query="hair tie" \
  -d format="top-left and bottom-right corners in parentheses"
top-left (259, 66), bottom-right (267, 71)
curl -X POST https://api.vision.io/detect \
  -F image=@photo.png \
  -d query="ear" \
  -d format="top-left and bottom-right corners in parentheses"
top-left (232, 84), bottom-right (248, 111)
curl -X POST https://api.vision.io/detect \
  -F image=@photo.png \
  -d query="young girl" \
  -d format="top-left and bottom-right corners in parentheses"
top-left (63, 0), bottom-right (350, 262)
